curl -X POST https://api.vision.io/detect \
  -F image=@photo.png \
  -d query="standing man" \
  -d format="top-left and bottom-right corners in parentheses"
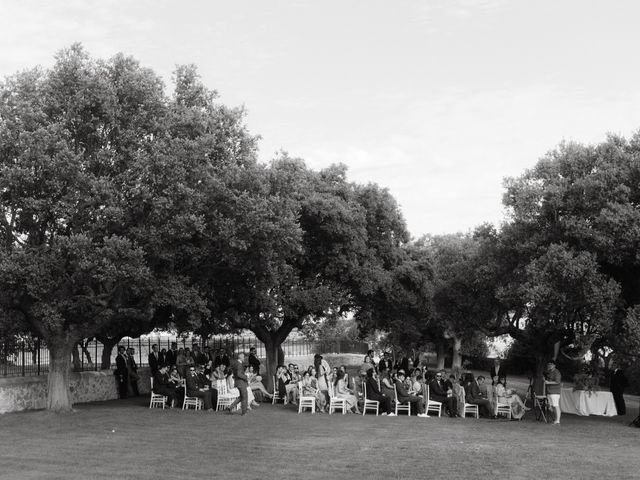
top-left (248, 347), bottom-right (261, 376)
top-left (490, 358), bottom-right (506, 385)
top-left (148, 344), bottom-right (160, 376)
top-left (115, 346), bottom-right (129, 399)
top-left (165, 342), bottom-right (178, 366)
top-left (226, 352), bottom-right (249, 415)
top-left (127, 347), bottom-right (140, 396)
top-left (544, 360), bottom-right (562, 425)
top-left (610, 367), bottom-right (629, 415)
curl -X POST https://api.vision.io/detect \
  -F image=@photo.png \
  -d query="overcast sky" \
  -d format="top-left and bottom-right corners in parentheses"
top-left (2, 0), bottom-right (640, 237)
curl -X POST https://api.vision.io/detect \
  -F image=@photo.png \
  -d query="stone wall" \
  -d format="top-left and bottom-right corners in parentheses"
top-left (0, 367), bottom-right (151, 414)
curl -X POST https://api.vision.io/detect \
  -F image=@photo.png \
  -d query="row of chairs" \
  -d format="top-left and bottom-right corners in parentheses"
top-left (149, 378), bottom-right (240, 412)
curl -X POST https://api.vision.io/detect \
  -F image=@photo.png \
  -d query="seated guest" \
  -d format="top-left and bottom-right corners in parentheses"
top-left (168, 365), bottom-right (182, 387)
top-left (365, 368), bottom-right (394, 415)
top-left (446, 374), bottom-right (465, 417)
top-left (379, 366), bottom-right (396, 401)
top-left (395, 370), bottom-right (429, 417)
top-left (494, 375), bottom-right (526, 420)
top-left (339, 365), bottom-right (350, 389)
top-left (153, 364), bottom-right (178, 407)
top-left (185, 365), bottom-right (214, 410)
top-left (464, 373), bottom-right (494, 418)
top-left (276, 365), bottom-right (290, 400)
top-left (477, 375), bottom-right (497, 416)
top-left (227, 367), bottom-right (260, 410)
top-left (286, 364), bottom-right (300, 405)
top-left (429, 370), bottom-right (457, 417)
top-left (306, 366), bottom-right (327, 411)
top-left (334, 370), bottom-right (360, 414)
top-left (246, 365), bottom-right (272, 401)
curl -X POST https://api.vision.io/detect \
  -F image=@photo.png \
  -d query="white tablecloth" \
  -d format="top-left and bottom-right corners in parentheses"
top-left (559, 388), bottom-right (618, 416)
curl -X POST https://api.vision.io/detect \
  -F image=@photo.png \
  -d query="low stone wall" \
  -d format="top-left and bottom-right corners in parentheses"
top-left (0, 367), bottom-right (151, 414)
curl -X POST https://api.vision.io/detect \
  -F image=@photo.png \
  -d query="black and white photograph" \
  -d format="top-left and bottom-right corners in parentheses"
top-left (0, 1), bottom-right (639, 479)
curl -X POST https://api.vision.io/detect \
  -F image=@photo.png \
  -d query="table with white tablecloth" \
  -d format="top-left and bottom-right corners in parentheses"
top-left (559, 388), bottom-right (618, 416)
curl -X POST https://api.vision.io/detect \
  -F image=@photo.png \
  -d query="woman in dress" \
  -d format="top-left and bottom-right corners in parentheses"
top-left (359, 355), bottom-right (373, 377)
top-left (168, 365), bottom-right (182, 387)
top-left (334, 370), bottom-right (360, 413)
top-left (246, 365), bottom-right (272, 400)
top-left (307, 366), bottom-right (326, 411)
top-left (175, 348), bottom-right (187, 377)
top-left (494, 375), bottom-right (526, 420)
top-left (379, 364), bottom-right (396, 402)
top-left (446, 374), bottom-right (465, 417)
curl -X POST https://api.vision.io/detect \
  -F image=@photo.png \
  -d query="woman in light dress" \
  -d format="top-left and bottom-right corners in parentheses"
top-left (494, 375), bottom-right (526, 420)
top-left (246, 365), bottom-right (272, 400)
top-left (333, 370), bottom-right (360, 413)
top-left (305, 366), bottom-right (327, 411)
top-left (227, 370), bottom-right (260, 409)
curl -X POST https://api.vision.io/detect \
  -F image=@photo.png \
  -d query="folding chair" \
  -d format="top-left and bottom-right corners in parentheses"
top-left (272, 376), bottom-right (287, 405)
top-left (182, 379), bottom-right (203, 410)
top-left (328, 383), bottom-right (348, 415)
top-left (496, 401), bottom-right (511, 419)
top-left (394, 386), bottom-right (411, 416)
top-left (362, 381), bottom-right (379, 416)
top-left (533, 383), bottom-right (549, 423)
top-left (424, 385), bottom-right (442, 417)
top-left (149, 377), bottom-right (167, 409)
top-left (215, 379), bottom-right (239, 411)
top-left (298, 381), bottom-right (316, 414)
top-left (463, 402), bottom-right (479, 418)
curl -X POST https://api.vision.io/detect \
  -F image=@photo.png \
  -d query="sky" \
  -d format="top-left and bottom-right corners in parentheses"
top-left (2, 0), bottom-right (640, 238)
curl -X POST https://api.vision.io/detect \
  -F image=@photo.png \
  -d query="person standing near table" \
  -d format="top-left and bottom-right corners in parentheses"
top-left (544, 360), bottom-right (562, 425)
top-left (610, 367), bottom-right (629, 415)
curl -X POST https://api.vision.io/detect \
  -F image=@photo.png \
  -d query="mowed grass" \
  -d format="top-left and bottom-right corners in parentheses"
top-left (1, 396), bottom-right (639, 480)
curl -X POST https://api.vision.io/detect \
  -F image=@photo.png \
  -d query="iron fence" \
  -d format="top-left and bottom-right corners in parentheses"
top-left (0, 334), bottom-right (368, 377)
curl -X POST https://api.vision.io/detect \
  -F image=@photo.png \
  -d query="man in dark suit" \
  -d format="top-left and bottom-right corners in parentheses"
top-left (610, 367), bottom-right (629, 415)
top-left (378, 352), bottom-right (393, 374)
top-left (248, 347), bottom-right (261, 375)
top-left (465, 374), bottom-right (493, 417)
top-left (185, 365), bottom-right (214, 410)
top-left (364, 369), bottom-right (393, 415)
top-left (395, 371), bottom-right (428, 417)
top-left (126, 347), bottom-right (140, 396)
top-left (114, 346), bottom-right (129, 399)
top-left (153, 364), bottom-right (178, 407)
top-left (429, 371), bottom-right (457, 417)
top-left (226, 352), bottom-right (249, 415)
top-left (148, 344), bottom-right (160, 375)
top-left (165, 342), bottom-right (178, 366)
top-left (213, 348), bottom-right (230, 368)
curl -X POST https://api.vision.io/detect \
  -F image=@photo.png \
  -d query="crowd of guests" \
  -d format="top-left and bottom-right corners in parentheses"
top-left (135, 343), bottom-right (529, 420)
top-left (147, 344), bottom-right (270, 414)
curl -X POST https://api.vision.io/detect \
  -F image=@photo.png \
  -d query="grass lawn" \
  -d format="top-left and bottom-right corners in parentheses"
top-left (1, 395), bottom-right (639, 480)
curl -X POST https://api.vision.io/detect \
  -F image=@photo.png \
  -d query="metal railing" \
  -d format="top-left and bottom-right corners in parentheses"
top-left (0, 335), bottom-right (369, 377)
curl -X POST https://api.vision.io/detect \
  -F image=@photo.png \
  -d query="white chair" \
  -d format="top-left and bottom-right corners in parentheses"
top-left (149, 377), bottom-right (167, 409)
top-left (298, 381), bottom-right (316, 414)
top-left (362, 381), bottom-right (379, 416)
top-left (394, 386), bottom-right (411, 416)
top-left (328, 383), bottom-right (347, 415)
top-left (272, 376), bottom-right (287, 405)
top-left (463, 402), bottom-right (479, 418)
top-left (424, 385), bottom-right (442, 417)
top-left (496, 401), bottom-right (511, 419)
top-left (182, 379), bottom-right (203, 411)
top-left (215, 379), bottom-right (239, 411)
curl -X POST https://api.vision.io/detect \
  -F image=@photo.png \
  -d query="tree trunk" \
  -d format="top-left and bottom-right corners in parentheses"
top-left (533, 355), bottom-right (548, 395)
top-left (47, 339), bottom-right (75, 412)
top-left (451, 336), bottom-right (462, 368)
top-left (263, 338), bottom-right (279, 393)
top-left (435, 340), bottom-right (446, 370)
top-left (99, 337), bottom-right (121, 370)
top-left (71, 343), bottom-right (81, 372)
